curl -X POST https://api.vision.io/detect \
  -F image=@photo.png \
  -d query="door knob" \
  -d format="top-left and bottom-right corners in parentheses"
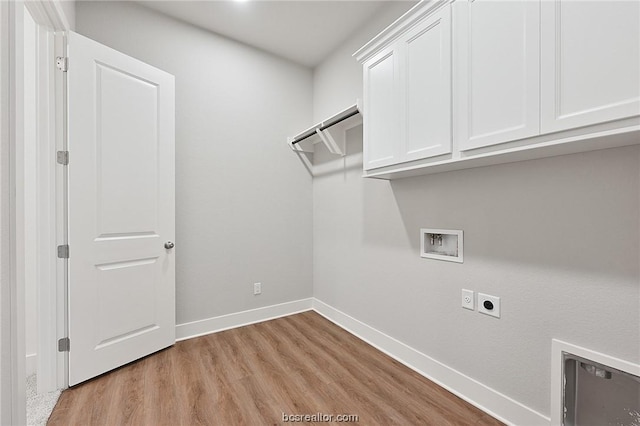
top-left (164, 241), bottom-right (175, 249)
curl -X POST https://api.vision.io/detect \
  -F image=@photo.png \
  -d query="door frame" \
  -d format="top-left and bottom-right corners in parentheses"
top-left (1, 0), bottom-right (25, 423)
top-left (24, 0), bottom-right (70, 394)
top-left (1, 0), bottom-right (69, 423)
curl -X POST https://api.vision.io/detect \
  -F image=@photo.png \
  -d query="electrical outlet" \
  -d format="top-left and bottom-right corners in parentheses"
top-left (461, 289), bottom-right (474, 310)
top-left (254, 282), bottom-right (261, 295)
top-left (478, 293), bottom-right (500, 318)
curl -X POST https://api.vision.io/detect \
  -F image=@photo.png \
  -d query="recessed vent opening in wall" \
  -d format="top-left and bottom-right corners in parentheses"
top-left (420, 229), bottom-right (463, 263)
top-left (563, 353), bottom-right (639, 426)
top-left (552, 340), bottom-right (640, 426)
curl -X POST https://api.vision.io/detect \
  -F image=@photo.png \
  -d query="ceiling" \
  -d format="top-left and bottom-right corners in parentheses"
top-left (136, 1), bottom-right (400, 68)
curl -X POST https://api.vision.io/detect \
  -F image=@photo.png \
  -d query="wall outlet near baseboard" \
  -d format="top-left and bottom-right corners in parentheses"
top-left (254, 282), bottom-right (262, 295)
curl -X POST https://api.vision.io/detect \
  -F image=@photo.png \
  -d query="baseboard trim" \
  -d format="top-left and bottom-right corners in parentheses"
top-left (174, 297), bottom-right (549, 425)
top-left (175, 298), bottom-right (314, 341)
top-left (312, 298), bottom-right (550, 426)
top-left (26, 353), bottom-right (37, 377)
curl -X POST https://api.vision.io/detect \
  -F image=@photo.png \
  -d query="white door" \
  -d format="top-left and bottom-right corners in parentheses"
top-left (454, 0), bottom-right (540, 151)
top-left (540, 0), bottom-right (640, 133)
top-left (67, 31), bottom-right (175, 386)
top-left (401, 4), bottom-right (451, 162)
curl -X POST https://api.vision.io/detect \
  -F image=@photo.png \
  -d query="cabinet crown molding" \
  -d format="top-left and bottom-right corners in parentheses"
top-left (353, 0), bottom-right (448, 64)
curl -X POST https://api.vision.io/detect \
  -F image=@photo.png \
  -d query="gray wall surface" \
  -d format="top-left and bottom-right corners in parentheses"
top-left (312, 2), bottom-right (640, 418)
top-left (76, 1), bottom-right (314, 325)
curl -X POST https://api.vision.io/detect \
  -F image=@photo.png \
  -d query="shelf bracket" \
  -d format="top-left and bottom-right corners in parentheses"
top-left (315, 128), bottom-right (345, 157)
top-left (287, 101), bottom-right (362, 157)
top-left (287, 137), bottom-right (313, 154)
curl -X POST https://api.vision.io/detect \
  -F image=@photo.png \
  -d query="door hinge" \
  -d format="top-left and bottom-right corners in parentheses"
top-left (56, 151), bottom-right (69, 165)
top-left (58, 337), bottom-right (70, 352)
top-left (57, 244), bottom-right (69, 259)
top-left (56, 56), bottom-right (68, 72)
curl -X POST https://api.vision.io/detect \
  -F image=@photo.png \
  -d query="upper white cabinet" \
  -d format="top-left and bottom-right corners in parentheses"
top-left (356, 0), bottom-right (640, 179)
top-left (454, 0), bottom-right (540, 151)
top-left (402, 7), bottom-right (452, 162)
top-left (359, 2), bottom-right (452, 171)
top-left (363, 46), bottom-right (401, 169)
top-left (540, 0), bottom-right (640, 132)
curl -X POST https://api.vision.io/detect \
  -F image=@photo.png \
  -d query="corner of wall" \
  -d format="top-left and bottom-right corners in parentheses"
top-left (312, 299), bottom-right (550, 426)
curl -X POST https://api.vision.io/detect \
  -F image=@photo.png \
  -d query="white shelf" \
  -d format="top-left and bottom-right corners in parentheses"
top-left (288, 101), bottom-right (362, 156)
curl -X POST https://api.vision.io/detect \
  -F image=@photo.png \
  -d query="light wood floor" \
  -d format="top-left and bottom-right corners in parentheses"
top-left (48, 311), bottom-right (503, 425)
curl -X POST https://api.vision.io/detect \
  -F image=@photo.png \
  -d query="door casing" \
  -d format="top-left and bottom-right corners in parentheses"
top-left (2, 1), bottom-right (70, 424)
top-left (24, 0), bottom-right (70, 394)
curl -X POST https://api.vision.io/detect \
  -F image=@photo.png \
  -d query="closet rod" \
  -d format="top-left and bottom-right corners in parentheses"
top-left (290, 108), bottom-right (360, 145)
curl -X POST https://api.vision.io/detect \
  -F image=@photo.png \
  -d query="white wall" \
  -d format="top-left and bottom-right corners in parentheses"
top-left (312, 2), bottom-right (640, 420)
top-left (76, 1), bottom-right (314, 325)
top-left (312, 2), bottom-right (416, 121)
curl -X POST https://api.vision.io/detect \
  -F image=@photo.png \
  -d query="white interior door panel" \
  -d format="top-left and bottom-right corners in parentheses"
top-left (67, 31), bottom-right (175, 386)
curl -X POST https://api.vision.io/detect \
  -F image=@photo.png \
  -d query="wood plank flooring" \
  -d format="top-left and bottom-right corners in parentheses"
top-left (48, 311), bottom-right (503, 426)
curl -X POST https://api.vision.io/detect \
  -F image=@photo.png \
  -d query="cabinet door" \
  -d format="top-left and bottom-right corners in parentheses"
top-left (454, 0), bottom-right (540, 151)
top-left (401, 5), bottom-right (452, 162)
top-left (541, 1), bottom-right (640, 133)
top-left (363, 46), bottom-right (401, 170)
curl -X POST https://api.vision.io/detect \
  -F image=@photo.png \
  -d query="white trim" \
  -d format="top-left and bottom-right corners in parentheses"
top-left (12, 1), bottom-right (27, 423)
top-left (22, 0), bottom-right (69, 395)
top-left (175, 298), bottom-right (314, 341)
top-left (24, 1), bottom-right (69, 32)
top-left (353, 0), bottom-right (446, 63)
top-left (173, 298), bottom-right (550, 425)
top-left (550, 339), bottom-right (640, 426)
top-left (1, 1), bottom-right (27, 424)
top-left (54, 31), bottom-right (69, 391)
top-left (0, 2), bottom-right (12, 422)
top-left (26, 354), bottom-right (37, 377)
top-left (312, 298), bottom-right (549, 426)
top-left (0, 3), bottom-right (68, 421)
top-left (34, 22), bottom-right (60, 394)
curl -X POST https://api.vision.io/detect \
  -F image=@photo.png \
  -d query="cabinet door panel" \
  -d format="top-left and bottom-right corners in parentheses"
top-left (455, 0), bottom-right (540, 151)
top-left (364, 48), bottom-right (400, 170)
top-left (403, 6), bottom-right (452, 161)
top-left (541, 1), bottom-right (640, 132)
